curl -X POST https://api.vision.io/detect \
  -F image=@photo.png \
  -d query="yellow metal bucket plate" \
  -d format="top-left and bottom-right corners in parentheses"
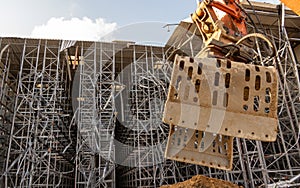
top-left (165, 125), bottom-right (233, 170)
top-left (163, 55), bottom-right (278, 141)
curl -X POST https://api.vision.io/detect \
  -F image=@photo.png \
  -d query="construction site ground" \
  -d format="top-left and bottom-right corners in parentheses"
top-left (161, 175), bottom-right (243, 188)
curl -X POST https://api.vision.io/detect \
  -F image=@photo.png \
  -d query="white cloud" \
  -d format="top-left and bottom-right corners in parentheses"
top-left (31, 17), bottom-right (117, 41)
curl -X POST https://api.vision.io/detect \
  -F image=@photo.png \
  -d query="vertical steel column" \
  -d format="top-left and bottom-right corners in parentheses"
top-left (5, 39), bottom-right (28, 187)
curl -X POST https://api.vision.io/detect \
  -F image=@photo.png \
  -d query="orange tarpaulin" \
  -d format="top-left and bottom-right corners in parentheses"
top-left (280, 0), bottom-right (300, 16)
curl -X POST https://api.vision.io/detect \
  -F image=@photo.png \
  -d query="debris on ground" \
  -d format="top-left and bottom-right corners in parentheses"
top-left (160, 175), bottom-right (243, 188)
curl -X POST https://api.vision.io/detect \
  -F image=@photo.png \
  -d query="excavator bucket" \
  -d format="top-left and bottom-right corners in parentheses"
top-left (163, 55), bottom-right (278, 169)
top-left (163, 55), bottom-right (278, 141)
top-left (165, 125), bottom-right (233, 170)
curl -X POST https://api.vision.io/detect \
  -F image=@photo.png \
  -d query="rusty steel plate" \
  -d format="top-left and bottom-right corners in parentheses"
top-left (163, 55), bottom-right (278, 141)
top-left (165, 125), bottom-right (233, 170)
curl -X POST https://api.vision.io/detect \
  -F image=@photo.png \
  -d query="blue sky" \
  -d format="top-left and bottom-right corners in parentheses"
top-left (0, 0), bottom-right (195, 36)
top-left (0, 0), bottom-right (280, 42)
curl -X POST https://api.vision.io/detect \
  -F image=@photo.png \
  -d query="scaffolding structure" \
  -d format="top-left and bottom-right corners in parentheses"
top-left (0, 39), bottom-right (75, 187)
top-left (0, 2), bottom-right (299, 188)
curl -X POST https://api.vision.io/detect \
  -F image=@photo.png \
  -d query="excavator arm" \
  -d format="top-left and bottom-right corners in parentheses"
top-left (192, 0), bottom-right (275, 62)
top-left (163, 0), bottom-right (278, 170)
top-left (192, 0), bottom-right (247, 41)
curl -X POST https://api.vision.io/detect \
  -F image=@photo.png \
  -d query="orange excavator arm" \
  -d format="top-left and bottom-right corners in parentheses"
top-left (191, 0), bottom-right (250, 62)
top-left (162, 0), bottom-right (278, 170)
